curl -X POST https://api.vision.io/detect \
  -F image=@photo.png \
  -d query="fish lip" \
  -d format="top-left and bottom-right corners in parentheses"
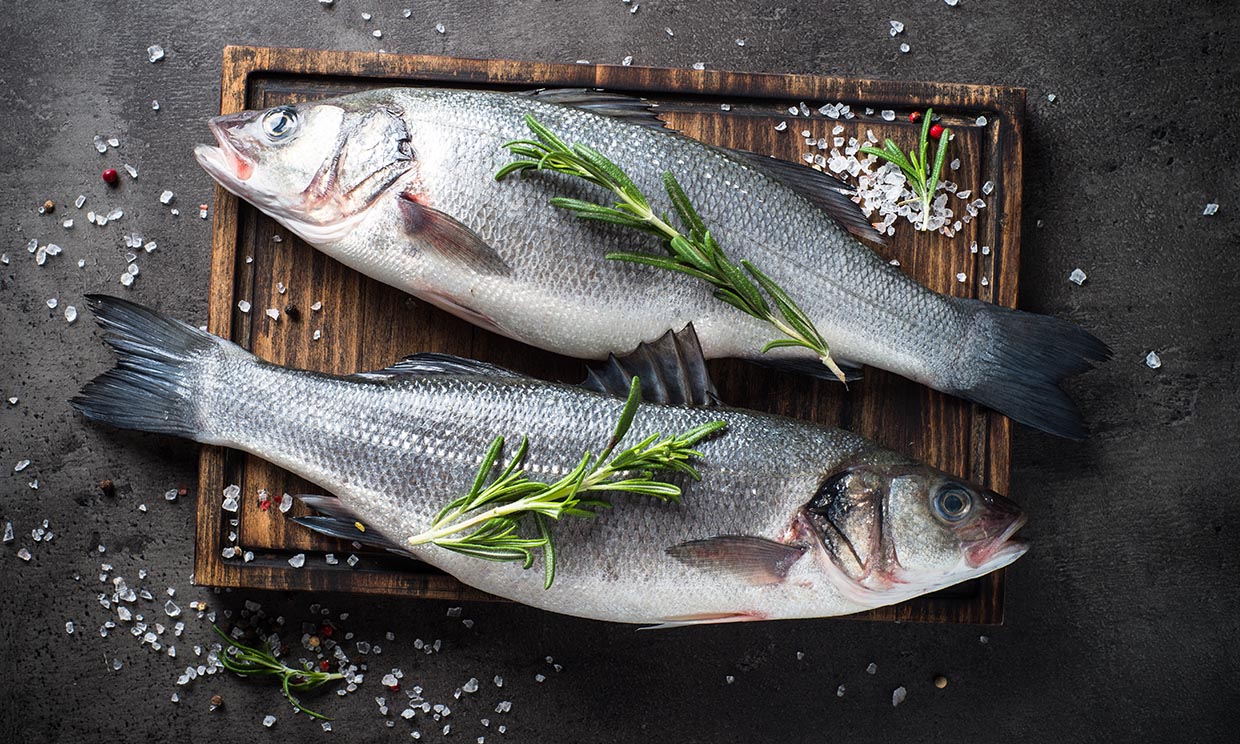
top-left (195, 118), bottom-right (254, 184)
top-left (966, 512), bottom-right (1029, 569)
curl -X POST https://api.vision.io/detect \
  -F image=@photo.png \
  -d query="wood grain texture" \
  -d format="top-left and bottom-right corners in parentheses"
top-left (195, 46), bottom-right (1024, 623)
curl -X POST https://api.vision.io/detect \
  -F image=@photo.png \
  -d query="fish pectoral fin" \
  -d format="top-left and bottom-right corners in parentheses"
top-left (355, 353), bottom-right (526, 381)
top-left (518, 88), bottom-right (667, 130)
top-left (580, 323), bottom-right (721, 406)
top-left (290, 499), bottom-right (417, 559)
top-left (722, 148), bottom-right (885, 245)
top-left (666, 535), bottom-right (807, 586)
top-left (398, 192), bottom-right (510, 276)
top-left (640, 612), bottom-right (763, 630)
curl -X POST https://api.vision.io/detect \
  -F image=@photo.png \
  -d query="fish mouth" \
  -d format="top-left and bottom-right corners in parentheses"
top-left (965, 512), bottom-right (1029, 570)
top-left (194, 118), bottom-right (255, 185)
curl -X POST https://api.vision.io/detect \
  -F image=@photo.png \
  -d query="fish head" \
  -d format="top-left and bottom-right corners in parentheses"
top-left (194, 95), bottom-right (416, 244)
top-left (796, 464), bottom-right (1027, 606)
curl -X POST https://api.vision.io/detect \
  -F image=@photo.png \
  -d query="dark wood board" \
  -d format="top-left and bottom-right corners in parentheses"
top-left (197, 46), bottom-right (1025, 623)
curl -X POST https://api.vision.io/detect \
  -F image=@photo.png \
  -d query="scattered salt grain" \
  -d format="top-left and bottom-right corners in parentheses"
top-left (347, 554), bottom-right (359, 567)
top-left (534, 673), bottom-right (546, 683)
top-left (621, 56), bottom-right (633, 66)
top-left (975, 115), bottom-right (988, 127)
top-left (956, 272), bottom-right (967, 283)
top-left (889, 20), bottom-right (904, 36)
top-left (880, 110), bottom-right (895, 121)
top-left (664, 27), bottom-right (674, 36)
top-left (165, 600), bottom-right (181, 617)
top-left (93, 135), bottom-right (107, 154)
top-left (222, 484), bottom-right (241, 512)
top-left (1069, 268), bottom-right (1087, 286)
top-left (892, 686), bottom-right (907, 706)
top-left (774, 121), bottom-right (787, 131)
top-left (403, 8), bottom-right (412, 18)
top-left (152, 100), bottom-right (160, 110)
top-left (720, 103), bottom-right (731, 112)
top-left (945, 0), bottom-right (960, 6)
top-left (435, 22), bottom-right (445, 33)
top-left (265, 308), bottom-right (280, 321)
top-left (463, 678), bottom-right (479, 693)
top-left (725, 675), bottom-right (735, 684)
top-left (237, 300), bottom-right (251, 314)
top-left (124, 164), bottom-right (139, 179)
top-left (263, 715), bottom-right (277, 727)
top-left (63, 219), bottom-right (73, 228)
top-left (288, 553), bottom-right (306, 568)
top-left (836, 685), bottom-right (846, 697)
top-left (735, 38), bottom-right (746, 46)
top-left (311, 301), bottom-right (323, 311)
top-left (147, 45), bottom-right (165, 63)
top-left (1145, 351), bottom-right (1162, 369)
top-left (165, 488), bottom-right (179, 501)
top-left (1047, 93), bottom-right (1057, 103)
top-left (46, 298), bottom-right (58, 309)
top-left (899, 43), bottom-right (910, 53)
top-left (14, 459), bottom-right (30, 472)
top-left (1203, 203), bottom-right (1219, 216)
top-left (113, 658), bottom-right (123, 671)
top-left (160, 190), bottom-right (175, 205)
top-left (866, 662), bottom-right (878, 674)
top-left (313, 329), bottom-right (322, 341)
top-left (65, 306), bottom-right (78, 323)
top-left (18, 547), bottom-right (32, 561)
top-left (691, 62), bottom-right (705, 71)
top-left (279, 493), bottom-right (293, 512)
top-left (373, 29), bottom-right (383, 38)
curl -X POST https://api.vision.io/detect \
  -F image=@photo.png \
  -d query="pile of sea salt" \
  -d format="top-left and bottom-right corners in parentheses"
top-left (793, 115), bottom-right (989, 238)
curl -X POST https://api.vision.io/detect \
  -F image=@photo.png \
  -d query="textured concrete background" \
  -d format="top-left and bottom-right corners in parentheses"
top-left (1, 1), bottom-right (1237, 741)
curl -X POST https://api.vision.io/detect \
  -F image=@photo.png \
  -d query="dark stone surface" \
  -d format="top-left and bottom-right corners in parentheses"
top-left (1, 1), bottom-right (1236, 741)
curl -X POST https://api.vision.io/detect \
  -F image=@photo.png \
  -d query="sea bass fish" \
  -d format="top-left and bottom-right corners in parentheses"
top-left (194, 87), bottom-right (1108, 439)
top-left (72, 296), bottom-right (1027, 625)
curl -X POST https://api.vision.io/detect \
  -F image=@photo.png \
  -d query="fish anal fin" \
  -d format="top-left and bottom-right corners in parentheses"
top-left (580, 323), bottom-right (720, 406)
top-left (398, 192), bottom-right (510, 276)
top-left (667, 535), bottom-right (807, 585)
top-left (641, 612), bottom-right (763, 630)
top-left (725, 149), bottom-right (885, 245)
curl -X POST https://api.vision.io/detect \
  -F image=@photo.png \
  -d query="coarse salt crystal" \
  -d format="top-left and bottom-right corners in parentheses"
top-left (265, 308), bottom-right (280, 321)
top-left (14, 459), bottom-right (30, 472)
top-left (435, 22), bottom-right (445, 33)
top-left (160, 190), bottom-right (174, 205)
top-left (899, 43), bottom-right (910, 53)
top-left (47, 298), bottom-right (58, 309)
top-left (65, 306), bottom-right (78, 323)
top-left (956, 273), bottom-right (967, 282)
top-left (621, 56), bottom-right (633, 66)
top-left (889, 20), bottom-right (904, 35)
top-left (237, 300), bottom-right (251, 313)
top-left (1145, 351), bottom-right (1162, 369)
top-left (279, 493), bottom-right (293, 512)
top-left (147, 45), bottom-right (165, 63)
top-left (892, 686), bottom-right (907, 706)
top-left (18, 547), bottom-right (32, 561)
top-left (263, 715), bottom-right (277, 727)
top-left (124, 164), bottom-right (138, 179)
top-left (373, 29), bottom-right (382, 38)
top-left (1069, 268), bottom-right (1087, 285)
top-left (866, 662), bottom-right (878, 674)
top-left (691, 62), bottom-right (705, 71)
top-left (1203, 203), bottom-right (1219, 216)
top-left (880, 110), bottom-right (895, 121)
top-left (975, 115), bottom-right (988, 126)
top-left (288, 553), bottom-right (306, 568)
top-left (837, 685), bottom-right (846, 697)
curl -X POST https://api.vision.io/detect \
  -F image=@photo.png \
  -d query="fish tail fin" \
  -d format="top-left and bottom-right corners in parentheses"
top-left (70, 295), bottom-right (244, 440)
top-left (947, 299), bottom-right (1110, 440)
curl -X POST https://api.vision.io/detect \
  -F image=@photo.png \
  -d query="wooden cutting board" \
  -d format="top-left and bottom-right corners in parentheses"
top-left (196, 45), bottom-right (1025, 623)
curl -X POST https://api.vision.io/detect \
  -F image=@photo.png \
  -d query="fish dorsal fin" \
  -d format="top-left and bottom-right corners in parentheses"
top-left (397, 193), bottom-right (511, 276)
top-left (290, 494), bottom-right (416, 558)
top-left (355, 353), bottom-right (526, 381)
top-left (580, 323), bottom-right (720, 406)
top-left (666, 535), bottom-right (807, 585)
top-left (520, 88), bottom-right (667, 130)
top-left (723, 149), bottom-right (884, 245)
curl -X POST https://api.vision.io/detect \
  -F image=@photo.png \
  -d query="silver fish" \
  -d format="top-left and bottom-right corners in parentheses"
top-left (194, 87), bottom-right (1108, 439)
top-left (71, 296), bottom-right (1027, 625)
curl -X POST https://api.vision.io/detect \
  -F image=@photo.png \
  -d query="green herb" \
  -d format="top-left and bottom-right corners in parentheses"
top-left (858, 108), bottom-right (951, 231)
top-left (495, 114), bottom-right (849, 384)
top-left (407, 377), bottom-right (725, 588)
top-left (213, 625), bottom-right (344, 720)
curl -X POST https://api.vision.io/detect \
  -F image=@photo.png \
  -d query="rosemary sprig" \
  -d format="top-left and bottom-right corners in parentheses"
top-left (408, 377), bottom-right (726, 588)
top-left (858, 108), bottom-right (951, 231)
top-left (213, 625), bottom-right (344, 720)
top-left (495, 114), bottom-right (849, 384)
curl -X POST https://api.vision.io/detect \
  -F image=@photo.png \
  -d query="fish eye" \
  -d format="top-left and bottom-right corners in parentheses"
top-left (933, 485), bottom-right (972, 522)
top-left (261, 107), bottom-right (299, 140)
